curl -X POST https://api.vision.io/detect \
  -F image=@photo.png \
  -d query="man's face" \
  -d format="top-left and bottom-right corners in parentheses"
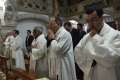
top-left (86, 11), bottom-right (103, 31)
top-left (48, 20), bottom-right (58, 33)
top-left (77, 25), bottom-right (82, 31)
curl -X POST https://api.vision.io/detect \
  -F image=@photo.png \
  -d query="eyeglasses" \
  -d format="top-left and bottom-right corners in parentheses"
top-left (86, 16), bottom-right (99, 23)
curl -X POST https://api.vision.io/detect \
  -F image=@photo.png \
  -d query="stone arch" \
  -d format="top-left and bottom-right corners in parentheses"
top-left (16, 13), bottom-right (49, 50)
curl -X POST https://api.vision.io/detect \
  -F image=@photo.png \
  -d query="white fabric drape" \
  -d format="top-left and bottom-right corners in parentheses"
top-left (30, 34), bottom-right (48, 77)
top-left (48, 27), bottom-right (77, 80)
top-left (75, 23), bottom-right (120, 80)
top-left (13, 35), bottom-right (25, 70)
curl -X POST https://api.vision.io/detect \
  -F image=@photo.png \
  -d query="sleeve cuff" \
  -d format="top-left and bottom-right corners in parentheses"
top-left (51, 40), bottom-right (57, 46)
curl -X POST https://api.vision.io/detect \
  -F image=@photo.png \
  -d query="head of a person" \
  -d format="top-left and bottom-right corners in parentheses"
top-left (77, 22), bottom-right (83, 31)
top-left (85, 5), bottom-right (104, 32)
top-left (6, 32), bottom-right (13, 38)
top-left (9, 32), bottom-right (13, 36)
top-left (33, 26), bottom-right (43, 39)
top-left (27, 30), bottom-right (31, 35)
top-left (48, 16), bottom-right (63, 33)
top-left (13, 30), bottom-right (19, 37)
top-left (64, 22), bottom-right (72, 32)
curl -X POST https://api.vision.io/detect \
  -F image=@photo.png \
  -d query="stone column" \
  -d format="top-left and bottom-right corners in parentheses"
top-left (112, 0), bottom-right (120, 30)
top-left (53, 0), bottom-right (59, 17)
top-left (113, 0), bottom-right (120, 20)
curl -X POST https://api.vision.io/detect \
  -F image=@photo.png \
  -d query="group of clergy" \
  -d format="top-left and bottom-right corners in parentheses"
top-left (2, 5), bottom-right (120, 80)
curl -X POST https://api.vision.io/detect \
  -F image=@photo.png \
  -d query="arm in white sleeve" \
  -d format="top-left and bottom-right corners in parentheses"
top-left (74, 34), bottom-right (93, 75)
top-left (89, 34), bottom-right (120, 66)
top-left (32, 38), bottom-right (47, 60)
top-left (50, 35), bottom-right (68, 53)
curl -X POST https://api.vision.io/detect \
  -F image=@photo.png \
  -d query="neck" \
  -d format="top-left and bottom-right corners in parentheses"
top-left (97, 23), bottom-right (103, 34)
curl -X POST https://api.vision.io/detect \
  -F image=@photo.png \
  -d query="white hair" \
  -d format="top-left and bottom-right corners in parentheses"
top-left (34, 26), bottom-right (43, 33)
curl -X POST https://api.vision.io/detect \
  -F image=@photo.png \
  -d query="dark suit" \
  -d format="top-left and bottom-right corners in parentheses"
top-left (46, 36), bottom-right (54, 48)
top-left (25, 35), bottom-right (34, 53)
top-left (71, 29), bottom-right (86, 49)
top-left (71, 28), bottom-right (86, 80)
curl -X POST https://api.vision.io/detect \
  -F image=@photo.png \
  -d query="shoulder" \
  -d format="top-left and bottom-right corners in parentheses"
top-left (16, 35), bottom-right (21, 39)
top-left (62, 28), bottom-right (72, 39)
top-left (105, 23), bottom-right (119, 40)
top-left (76, 33), bottom-right (90, 47)
top-left (37, 34), bottom-right (47, 43)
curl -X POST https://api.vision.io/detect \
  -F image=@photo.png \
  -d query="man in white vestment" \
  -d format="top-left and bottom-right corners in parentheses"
top-left (75, 5), bottom-right (120, 80)
top-left (4, 32), bottom-right (15, 69)
top-left (48, 16), bottom-right (77, 80)
top-left (12, 30), bottom-right (25, 70)
top-left (4, 32), bottom-right (15, 56)
top-left (30, 27), bottom-right (48, 78)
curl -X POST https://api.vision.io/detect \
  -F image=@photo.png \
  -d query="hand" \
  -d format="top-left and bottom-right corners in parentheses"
top-left (48, 29), bottom-right (55, 40)
top-left (90, 29), bottom-right (97, 37)
top-left (32, 43), bottom-right (37, 48)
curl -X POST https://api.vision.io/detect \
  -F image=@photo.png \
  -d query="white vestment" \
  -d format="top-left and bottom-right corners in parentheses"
top-left (13, 35), bottom-right (25, 70)
top-left (48, 27), bottom-right (77, 80)
top-left (4, 35), bottom-right (15, 69)
top-left (30, 34), bottom-right (48, 77)
top-left (75, 23), bottom-right (120, 80)
top-left (4, 36), bottom-right (15, 48)
top-left (4, 35), bottom-right (15, 58)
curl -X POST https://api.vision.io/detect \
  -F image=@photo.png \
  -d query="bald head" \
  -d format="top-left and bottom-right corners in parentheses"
top-left (33, 27), bottom-right (43, 33)
top-left (48, 16), bottom-right (63, 33)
